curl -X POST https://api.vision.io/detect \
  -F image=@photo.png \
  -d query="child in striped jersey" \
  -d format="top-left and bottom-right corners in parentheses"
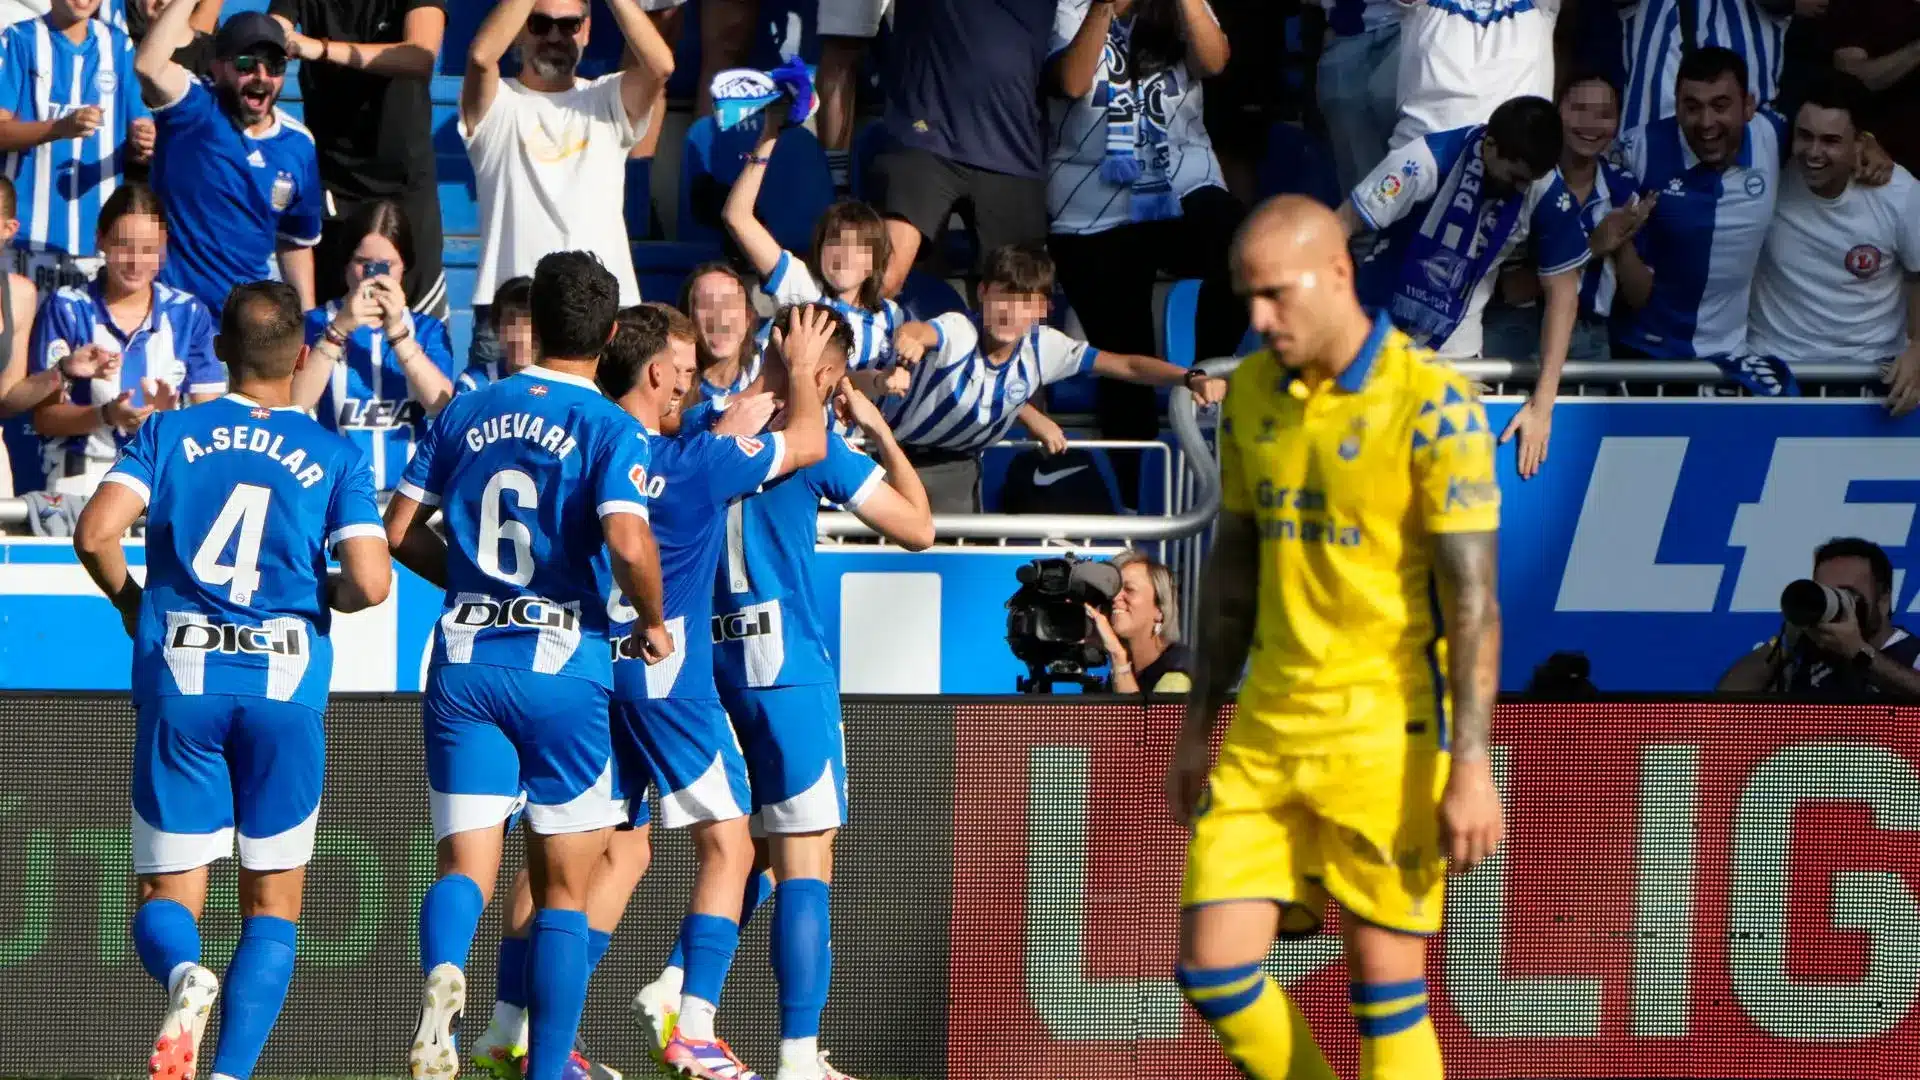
top-left (723, 108), bottom-right (905, 378)
top-left (872, 243), bottom-right (1227, 512)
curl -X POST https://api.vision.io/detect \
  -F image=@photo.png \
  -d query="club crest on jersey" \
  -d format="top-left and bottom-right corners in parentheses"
top-left (270, 172), bottom-right (295, 211)
top-left (1744, 172), bottom-right (1766, 198)
top-left (95, 70), bottom-right (116, 95)
top-left (1845, 244), bottom-right (1885, 278)
top-left (45, 339), bottom-right (70, 364)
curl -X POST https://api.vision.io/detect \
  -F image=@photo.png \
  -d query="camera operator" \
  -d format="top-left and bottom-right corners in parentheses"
top-left (1717, 537), bottom-right (1920, 700)
top-left (1086, 550), bottom-right (1193, 698)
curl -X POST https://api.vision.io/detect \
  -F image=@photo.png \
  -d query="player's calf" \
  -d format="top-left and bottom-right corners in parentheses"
top-left (1176, 900), bottom-right (1336, 1080)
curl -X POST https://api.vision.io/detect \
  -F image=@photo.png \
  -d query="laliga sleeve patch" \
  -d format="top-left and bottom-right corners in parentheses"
top-left (629, 463), bottom-right (648, 495)
top-left (731, 434), bottom-right (764, 457)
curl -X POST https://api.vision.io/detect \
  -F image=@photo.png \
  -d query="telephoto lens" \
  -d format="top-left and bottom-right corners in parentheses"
top-left (1779, 579), bottom-right (1852, 628)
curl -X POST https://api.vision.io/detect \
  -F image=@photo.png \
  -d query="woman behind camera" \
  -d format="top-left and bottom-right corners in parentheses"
top-left (292, 198), bottom-right (455, 491)
top-left (1089, 549), bottom-right (1192, 697)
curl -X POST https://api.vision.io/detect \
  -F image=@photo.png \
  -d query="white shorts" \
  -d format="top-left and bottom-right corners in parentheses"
top-left (820, 0), bottom-right (892, 38)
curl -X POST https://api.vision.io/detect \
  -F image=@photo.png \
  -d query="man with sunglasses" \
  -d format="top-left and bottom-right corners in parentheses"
top-left (459, 0), bottom-right (673, 369)
top-left (134, 3), bottom-right (323, 318)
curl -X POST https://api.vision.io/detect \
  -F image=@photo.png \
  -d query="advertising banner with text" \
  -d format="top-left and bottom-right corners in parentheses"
top-left (948, 700), bottom-right (1920, 1080)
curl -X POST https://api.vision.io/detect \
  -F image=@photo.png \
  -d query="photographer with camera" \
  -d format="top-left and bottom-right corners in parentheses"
top-left (1087, 550), bottom-right (1192, 698)
top-left (1717, 537), bottom-right (1920, 700)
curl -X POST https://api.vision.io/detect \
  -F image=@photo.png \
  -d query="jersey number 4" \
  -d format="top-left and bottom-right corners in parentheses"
top-left (192, 483), bottom-right (273, 606)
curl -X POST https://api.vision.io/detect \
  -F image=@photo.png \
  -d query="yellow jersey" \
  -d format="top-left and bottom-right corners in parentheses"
top-left (1218, 315), bottom-right (1499, 752)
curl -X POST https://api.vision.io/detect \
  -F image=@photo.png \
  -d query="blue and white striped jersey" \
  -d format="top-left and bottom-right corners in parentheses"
top-left (304, 304), bottom-right (458, 492)
top-left (700, 334), bottom-right (764, 406)
top-left (1619, 0), bottom-right (1786, 132)
top-left (1565, 158), bottom-right (1641, 318)
top-left (28, 278), bottom-right (221, 466)
top-left (150, 80), bottom-right (324, 316)
top-left (764, 250), bottom-right (904, 373)
top-left (608, 426), bottom-right (786, 703)
top-left (398, 366), bottom-right (653, 688)
top-left (713, 433), bottom-right (882, 691)
top-left (102, 394), bottom-right (383, 712)
top-left (884, 313), bottom-right (1095, 453)
top-left (1611, 112), bottom-right (1783, 358)
top-left (0, 16), bottom-right (149, 257)
top-left (455, 359), bottom-right (507, 394)
top-left (1350, 124), bottom-right (1592, 357)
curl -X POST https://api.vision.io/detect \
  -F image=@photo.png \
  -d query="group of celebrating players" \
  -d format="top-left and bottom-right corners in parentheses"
top-left (72, 249), bottom-right (933, 1080)
top-left (69, 192), bottom-right (1509, 1080)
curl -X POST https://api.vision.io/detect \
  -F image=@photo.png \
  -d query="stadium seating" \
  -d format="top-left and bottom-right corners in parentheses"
top-left (678, 116), bottom-right (834, 255)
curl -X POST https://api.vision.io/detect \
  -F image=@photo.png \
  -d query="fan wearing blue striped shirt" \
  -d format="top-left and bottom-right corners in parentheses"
top-left (288, 198), bottom-right (457, 492)
top-left (456, 276), bottom-right (534, 394)
top-left (873, 243), bottom-right (1226, 513)
top-left (28, 182), bottom-right (221, 496)
top-left (0, 0), bottom-right (154, 295)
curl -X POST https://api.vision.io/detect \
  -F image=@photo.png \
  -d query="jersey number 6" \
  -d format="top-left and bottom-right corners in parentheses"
top-left (478, 468), bottom-right (538, 587)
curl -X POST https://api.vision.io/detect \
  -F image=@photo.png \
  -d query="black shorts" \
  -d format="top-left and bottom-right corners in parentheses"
top-left (873, 146), bottom-right (1046, 270)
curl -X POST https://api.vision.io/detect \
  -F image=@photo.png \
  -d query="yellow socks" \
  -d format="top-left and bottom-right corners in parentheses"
top-left (1177, 963), bottom-right (1337, 1080)
top-left (1351, 978), bottom-right (1444, 1080)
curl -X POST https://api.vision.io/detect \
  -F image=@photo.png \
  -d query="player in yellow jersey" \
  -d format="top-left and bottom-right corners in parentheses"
top-left (1167, 195), bottom-right (1507, 1080)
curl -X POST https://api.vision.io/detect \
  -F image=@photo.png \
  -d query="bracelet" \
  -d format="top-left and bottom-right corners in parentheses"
top-left (1111, 663), bottom-right (1133, 675)
top-left (323, 323), bottom-right (350, 348)
top-left (745, 154), bottom-right (772, 166)
top-left (386, 325), bottom-right (413, 347)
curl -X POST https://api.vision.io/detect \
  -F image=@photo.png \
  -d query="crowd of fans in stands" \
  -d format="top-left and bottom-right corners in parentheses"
top-left (0, 0), bottom-right (1913, 520)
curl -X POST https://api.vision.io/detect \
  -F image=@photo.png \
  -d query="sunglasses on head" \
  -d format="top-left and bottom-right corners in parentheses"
top-left (526, 13), bottom-right (585, 37)
top-left (231, 53), bottom-right (287, 76)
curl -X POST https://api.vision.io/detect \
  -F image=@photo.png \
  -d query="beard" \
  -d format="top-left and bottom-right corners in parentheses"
top-left (215, 79), bottom-right (276, 122)
top-left (524, 41), bottom-right (579, 80)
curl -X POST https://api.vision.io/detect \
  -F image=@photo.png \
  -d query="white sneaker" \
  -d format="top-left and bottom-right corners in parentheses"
top-left (470, 1015), bottom-right (525, 1080)
top-left (814, 1050), bottom-right (858, 1080)
top-left (148, 964), bottom-right (219, 1080)
top-left (630, 976), bottom-right (679, 1063)
top-left (410, 961), bottom-right (467, 1079)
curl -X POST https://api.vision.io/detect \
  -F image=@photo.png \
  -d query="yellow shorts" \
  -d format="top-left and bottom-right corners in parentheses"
top-left (1180, 731), bottom-right (1450, 936)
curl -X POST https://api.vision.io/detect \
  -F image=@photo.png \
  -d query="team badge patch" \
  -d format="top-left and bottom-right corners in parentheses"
top-left (46, 339), bottom-right (70, 365)
top-left (94, 70), bottom-right (116, 95)
top-left (270, 171), bottom-right (295, 211)
top-left (1845, 244), bottom-right (1885, 279)
top-left (1744, 172), bottom-right (1766, 197)
top-left (730, 434), bottom-right (764, 456)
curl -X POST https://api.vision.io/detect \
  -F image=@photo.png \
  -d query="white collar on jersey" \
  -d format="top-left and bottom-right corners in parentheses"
top-left (223, 392), bottom-right (303, 412)
top-left (516, 365), bottom-right (601, 393)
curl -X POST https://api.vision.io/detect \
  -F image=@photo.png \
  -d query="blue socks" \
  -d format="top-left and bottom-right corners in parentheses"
top-left (210, 916), bottom-right (298, 1080)
top-left (496, 934), bottom-right (530, 1009)
top-left (419, 874), bottom-right (485, 974)
top-left (769, 879), bottom-right (831, 1040)
top-left (588, 928), bottom-right (613, 972)
top-left (133, 898), bottom-right (201, 991)
top-left (525, 909), bottom-right (591, 1080)
top-left (667, 868), bottom-right (771, 972)
top-left (681, 913), bottom-right (741, 1007)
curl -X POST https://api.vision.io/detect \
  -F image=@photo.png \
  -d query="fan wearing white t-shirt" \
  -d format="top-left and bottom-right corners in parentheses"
top-left (459, 0), bottom-right (670, 361)
top-left (1748, 73), bottom-right (1920, 411)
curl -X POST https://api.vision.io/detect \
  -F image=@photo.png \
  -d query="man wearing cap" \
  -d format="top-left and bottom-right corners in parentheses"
top-left (133, 0), bottom-right (324, 316)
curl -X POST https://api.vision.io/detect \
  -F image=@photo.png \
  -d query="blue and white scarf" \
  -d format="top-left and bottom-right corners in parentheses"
top-left (1095, 18), bottom-right (1179, 223)
top-left (711, 59), bottom-right (818, 132)
top-left (1390, 128), bottom-right (1523, 348)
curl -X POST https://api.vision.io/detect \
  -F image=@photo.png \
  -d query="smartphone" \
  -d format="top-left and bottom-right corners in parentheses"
top-left (365, 259), bottom-right (391, 279)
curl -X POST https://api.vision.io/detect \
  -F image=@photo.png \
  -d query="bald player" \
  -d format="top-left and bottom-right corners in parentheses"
top-left (1167, 196), bottom-right (1506, 1080)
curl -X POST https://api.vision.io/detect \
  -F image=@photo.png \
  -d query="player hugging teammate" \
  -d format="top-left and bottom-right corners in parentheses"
top-left (82, 250), bottom-right (933, 1080)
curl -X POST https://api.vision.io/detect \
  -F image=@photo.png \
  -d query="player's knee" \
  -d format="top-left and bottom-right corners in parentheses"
top-left (604, 825), bottom-right (653, 880)
top-left (692, 816), bottom-right (754, 870)
top-left (768, 829), bottom-right (835, 882)
top-left (236, 866), bottom-right (306, 922)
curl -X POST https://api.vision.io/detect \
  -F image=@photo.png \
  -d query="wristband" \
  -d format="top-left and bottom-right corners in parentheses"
top-left (1111, 663), bottom-right (1132, 675)
top-left (323, 323), bottom-right (350, 348)
top-left (746, 154), bottom-right (773, 166)
top-left (386, 324), bottom-right (413, 347)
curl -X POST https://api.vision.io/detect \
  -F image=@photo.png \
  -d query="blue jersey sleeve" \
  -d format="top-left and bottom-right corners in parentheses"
top-left (278, 143), bottom-right (325, 246)
top-left (396, 407), bottom-right (447, 505)
top-left (326, 447), bottom-right (384, 549)
top-left (182, 302), bottom-right (223, 394)
top-left (100, 409), bottom-right (161, 502)
top-left (0, 31), bottom-right (31, 120)
top-left (807, 434), bottom-right (884, 510)
top-left (1531, 178), bottom-right (1593, 278)
top-left (699, 430), bottom-right (784, 505)
top-left (27, 292), bottom-right (82, 376)
top-left (590, 415), bottom-right (653, 521)
top-left (678, 398), bottom-right (721, 434)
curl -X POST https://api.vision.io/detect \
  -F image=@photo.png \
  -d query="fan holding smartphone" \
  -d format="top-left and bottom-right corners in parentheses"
top-left (289, 199), bottom-right (458, 491)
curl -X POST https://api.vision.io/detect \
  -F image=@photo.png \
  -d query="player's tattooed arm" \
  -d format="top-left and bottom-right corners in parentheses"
top-left (1186, 510), bottom-right (1260, 738)
top-left (1434, 527), bottom-right (1506, 873)
top-left (1433, 529), bottom-right (1501, 761)
top-left (1168, 509), bottom-right (1258, 825)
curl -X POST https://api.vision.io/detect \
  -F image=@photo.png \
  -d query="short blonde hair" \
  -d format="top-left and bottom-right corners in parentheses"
top-left (1112, 549), bottom-right (1180, 643)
